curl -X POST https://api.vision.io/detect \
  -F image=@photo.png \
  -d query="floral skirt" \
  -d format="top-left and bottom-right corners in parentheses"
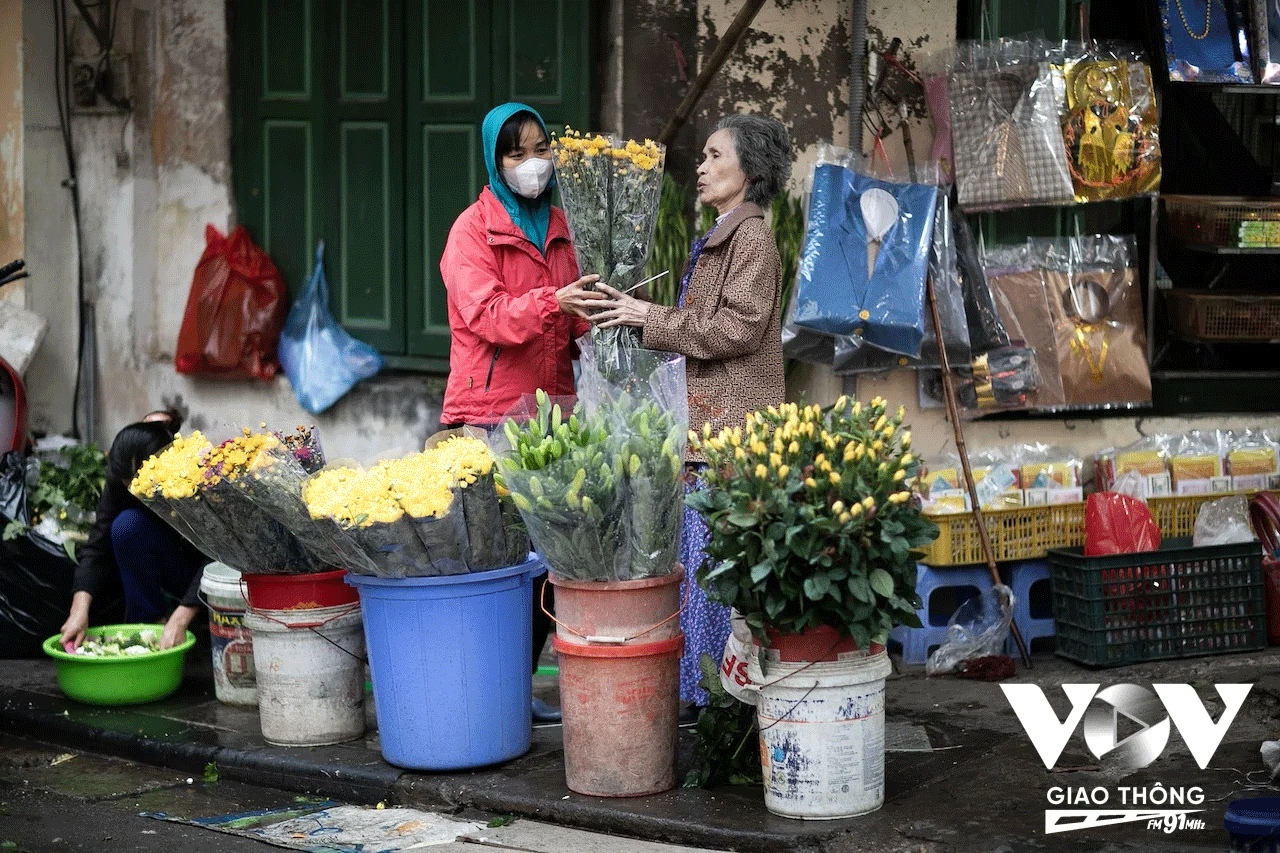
top-left (678, 474), bottom-right (731, 706)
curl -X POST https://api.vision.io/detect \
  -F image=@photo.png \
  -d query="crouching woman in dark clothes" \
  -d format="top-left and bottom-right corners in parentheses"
top-left (59, 411), bottom-right (209, 651)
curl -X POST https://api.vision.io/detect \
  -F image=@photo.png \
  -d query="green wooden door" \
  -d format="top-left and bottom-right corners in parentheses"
top-left (231, 0), bottom-right (591, 368)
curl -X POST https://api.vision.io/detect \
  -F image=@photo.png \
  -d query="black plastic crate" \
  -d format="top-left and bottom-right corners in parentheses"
top-left (1047, 538), bottom-right (1265, 667)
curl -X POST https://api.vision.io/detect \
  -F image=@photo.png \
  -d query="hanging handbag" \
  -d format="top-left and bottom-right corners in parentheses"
top-left (1160, 0), bottom-right (1255, 82)
top-left (1040, 236), bottom-right (1152, 410)
top-left (949, 62), bottom-right (1075, 209)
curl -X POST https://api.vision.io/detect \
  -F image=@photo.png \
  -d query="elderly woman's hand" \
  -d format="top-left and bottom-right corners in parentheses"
top-left (584, 283), bottom-right (649, 328)
top-left (555, 274), bottom-right (608, 319)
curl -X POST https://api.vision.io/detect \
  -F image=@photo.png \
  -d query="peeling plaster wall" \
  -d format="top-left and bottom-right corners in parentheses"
top-left (22, 1), bottom-right (77, 436)
top-left (20, 0), bottom-right (435, 459)
top-left (698, 1), bottom-right (852, 194)
top-left (0, 0), bottom-right (22, 277)
top-left (693, 1), bottom-right (853, 412)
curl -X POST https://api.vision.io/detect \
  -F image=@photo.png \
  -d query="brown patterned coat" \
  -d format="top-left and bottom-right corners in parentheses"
top-left (641, 202), bottom-right (785, 462)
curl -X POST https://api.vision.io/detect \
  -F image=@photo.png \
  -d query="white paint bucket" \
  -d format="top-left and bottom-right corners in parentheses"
top-left (198, 562), bottom-right (256, 706)
top-left (746, 648), bottom-right (893, 819)
top-left (243, 603), bottom-right (365, 746)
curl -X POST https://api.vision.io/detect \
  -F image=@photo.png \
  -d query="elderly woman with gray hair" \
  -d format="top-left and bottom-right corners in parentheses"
top-left (560, 114), bottom-right (792, 716)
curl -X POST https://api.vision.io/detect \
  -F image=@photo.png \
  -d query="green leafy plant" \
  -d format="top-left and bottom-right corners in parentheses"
top-left (686, 396), bottom-right (938, 648)
top-left (682, 653), bottom-right (761, 789)
top-left (644, 175), bottom-right (690, 307)
top-left (486, 815), bottom-right (517, 828)
top-left (3, 444), bottom-right (106, 561)
top-left (770, 191), bottom-right (804, 324)
top-left (202, 761), bottom-right (219, 782)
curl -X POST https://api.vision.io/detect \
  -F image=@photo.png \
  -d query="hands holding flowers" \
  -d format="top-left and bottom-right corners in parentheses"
top-left (557, 280), bottom-right (649, 328)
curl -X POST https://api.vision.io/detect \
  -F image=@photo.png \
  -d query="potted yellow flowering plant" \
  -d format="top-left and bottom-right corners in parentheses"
top-left (686, 395), bottom-right (938, 658)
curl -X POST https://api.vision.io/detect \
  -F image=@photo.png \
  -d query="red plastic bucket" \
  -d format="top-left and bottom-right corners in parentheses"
top-left (553, 632), bottom-right (682, 797)
top-left (764, 623), bottom-right (886, 662)
top-left (241, 569), bottom-right (358, 611)
top-left (547, 565), bottom-right (683, 645)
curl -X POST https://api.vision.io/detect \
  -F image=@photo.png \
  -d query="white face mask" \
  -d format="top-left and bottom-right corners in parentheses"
top-left (502, 157), bottom-right (553, 199)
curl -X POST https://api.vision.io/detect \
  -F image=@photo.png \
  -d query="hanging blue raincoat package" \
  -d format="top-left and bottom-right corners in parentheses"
top-left (278, 242), bottom-right (383, 414)
top-left (791, 161), bottom-right (937, 357)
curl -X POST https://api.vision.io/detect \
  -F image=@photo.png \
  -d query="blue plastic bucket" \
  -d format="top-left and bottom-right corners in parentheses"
top-left (345, 556), bottom-right (542, 770)
top-left (1226, 798), bottom-right (1280, 852)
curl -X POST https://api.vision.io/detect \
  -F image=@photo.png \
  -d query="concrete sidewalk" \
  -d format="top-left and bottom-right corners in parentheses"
top-left (1, 640), bottom-right (1277, 853)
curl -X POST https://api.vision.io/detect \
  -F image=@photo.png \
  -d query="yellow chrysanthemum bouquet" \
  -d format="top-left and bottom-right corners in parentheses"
top-left (130, 424), bottom-right (519, 578)
top-left (298, 434), bottom-right (526, 578)
top-left (552, 130), bottom-right (665, 291)
top-left (129, 426), bottom-right (321, 574)
top-left (552, 129), bottom-right (666, 373)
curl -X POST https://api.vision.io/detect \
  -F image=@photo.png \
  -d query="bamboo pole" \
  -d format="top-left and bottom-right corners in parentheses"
top-left (925, 274), bottom-right (1033, 669)
top-left (657, 0), bottom-right (769, 147)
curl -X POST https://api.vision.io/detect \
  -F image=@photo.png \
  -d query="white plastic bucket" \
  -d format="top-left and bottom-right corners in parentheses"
top-left (243, 603), bottom-right (365, 746)
top-left (199, 562), bottom-right (257, 706)
top-left (746, 648), bottom-right (893, 819)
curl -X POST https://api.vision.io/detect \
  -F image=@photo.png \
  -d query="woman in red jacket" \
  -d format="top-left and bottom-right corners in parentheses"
top-left (440, 102), bottom-right (595, 723)
top-left (439, 102), bottom-right (595, 428)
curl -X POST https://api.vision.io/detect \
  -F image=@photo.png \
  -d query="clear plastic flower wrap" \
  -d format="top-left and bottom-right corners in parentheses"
top-left (230, 438), bottom-right (378, 575)
top-left (576, 337), bottom-right (687, 580)
top-left (496, 392), bottom-right (627, 581)
top-left (552, 130), bottom-right (666, 377)
top-left (495, 339), bottom-right (687, 582)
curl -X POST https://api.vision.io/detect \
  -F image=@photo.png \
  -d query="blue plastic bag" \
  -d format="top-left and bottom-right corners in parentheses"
top-left (278, 242), bottom-right (383, 414)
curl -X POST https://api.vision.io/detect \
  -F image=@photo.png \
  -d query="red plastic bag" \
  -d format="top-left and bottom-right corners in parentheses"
top-left (1084, 491), bottom-right (1161, 556)
top-left (174, 225), bottom-right (287, 380)
top-left (1249, 492), bottom-right (1280, 644)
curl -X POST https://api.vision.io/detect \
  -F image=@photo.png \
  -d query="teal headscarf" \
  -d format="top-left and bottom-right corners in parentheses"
top-left (482, 102), bottom-right (554, 254)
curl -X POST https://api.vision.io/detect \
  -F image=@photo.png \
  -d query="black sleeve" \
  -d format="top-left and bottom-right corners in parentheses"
top-left (178, 542), bottom-right (208, 609)
top-left (71, 480), bottom-right (128, 598)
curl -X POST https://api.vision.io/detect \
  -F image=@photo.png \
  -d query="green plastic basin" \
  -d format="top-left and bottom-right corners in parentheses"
top-left (42, 623), bottom-right (196, 706)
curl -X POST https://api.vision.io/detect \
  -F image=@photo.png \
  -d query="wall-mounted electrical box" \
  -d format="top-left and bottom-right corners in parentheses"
top-left (69, 53), bottom-right (131, 114)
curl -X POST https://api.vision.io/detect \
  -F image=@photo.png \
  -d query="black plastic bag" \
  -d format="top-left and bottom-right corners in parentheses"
top-left (952, 193), bottom-right (1009, 354)
top-left (0, 451), bottom-right (120, 657)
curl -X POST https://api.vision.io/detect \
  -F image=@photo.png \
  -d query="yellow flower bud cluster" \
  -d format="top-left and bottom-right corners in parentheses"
top-left (554, 128), bottom-right (663, 172)
top-left (130, 431), bottom-right (213, 500)
top-left (687, 394), bottom-right (924, 530)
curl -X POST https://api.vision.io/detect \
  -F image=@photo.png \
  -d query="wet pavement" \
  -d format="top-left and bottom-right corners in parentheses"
top-left (2, 633), bottom-right (1279, 853)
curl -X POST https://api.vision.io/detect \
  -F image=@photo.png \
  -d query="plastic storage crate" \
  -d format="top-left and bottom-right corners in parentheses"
top-left (1163, 194), bottom-right (1280, 246)
top-left (921, 503), bottom-right (1086, 565)
top-left (921, 493), bottom-right (1248, 566)
top-left (1047, 538), bottom-right (1265, 667)
top-left (1167, 290), bottom-right (1280, 342)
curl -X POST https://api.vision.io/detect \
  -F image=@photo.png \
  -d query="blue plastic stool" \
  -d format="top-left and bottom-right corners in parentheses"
top-left (889, 564), bottom-right (991, 666)
top-left (1004, 559), bottom-right (1055, 655)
